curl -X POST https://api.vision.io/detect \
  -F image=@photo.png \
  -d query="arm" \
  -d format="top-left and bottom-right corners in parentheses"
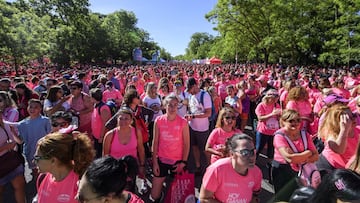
top-left (0, 142), bottom-right (16, 153)
top-left (78, 94), bottom-right (94, 115)
top-left (193, 108), bottom-right (211, 119)
top-left (278, 147), bottom-right (313, 164)
top-left (102, 130), bottom-right (113, 156)
top-left (44, 96), bottom-right (69, 116)
top-left (99, 107), bottom-right (112, 143)
top-left (136, 128), bottom-right (145, 166)
top-left (182, 123), bottom-right (190, 162)
top-left (199, 186), bottom-right (221, 203)
top-left (328, 114), bottom-right (351, 154)
top-left (152, 120), bottom-right (160, 176)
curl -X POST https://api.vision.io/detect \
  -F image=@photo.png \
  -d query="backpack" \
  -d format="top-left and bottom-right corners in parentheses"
top-left (199, 90), bottom-right (217, 121)
top-left (134, 107), bottom-right (149, 143)
top-left (276, 130), bottom-right (321, 188)
top-left (98, 100), bottom-right (118, 117)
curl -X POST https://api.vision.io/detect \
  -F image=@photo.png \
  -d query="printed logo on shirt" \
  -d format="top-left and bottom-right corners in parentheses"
top-left (57, 194), bottom-right (71, 202)
top-left (248, 181), bottom-right (255, 188)
top-left (226, 193), bottom-right (247, 203)
top-left (224, 182), bottom-right (239, 188)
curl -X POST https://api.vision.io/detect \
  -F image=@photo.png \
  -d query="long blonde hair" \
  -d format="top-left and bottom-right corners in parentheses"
top-left (318, 104), bottom-right (350, 140)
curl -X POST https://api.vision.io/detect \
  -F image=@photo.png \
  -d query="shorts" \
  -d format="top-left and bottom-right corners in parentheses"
top-left (154, 158), bottom-right (176, 178)
top-left (190, 128), bottom-right (209, 151)
top-left (0, 165), bottom-right (24, 186)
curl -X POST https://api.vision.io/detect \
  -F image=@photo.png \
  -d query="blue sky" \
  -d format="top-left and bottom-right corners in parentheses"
top-left (88, 0), bottom-right (219, 56)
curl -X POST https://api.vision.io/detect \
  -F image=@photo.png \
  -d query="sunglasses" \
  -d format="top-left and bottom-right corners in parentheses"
top-left (224, 116), bottom-right (237, 120)
top-left (70, 87), bottom-right (78, 90)
top-left (33, 155), bottom-right (49, 162)
top-left (357, 104), bottom-right (360, 107)
top-left (52, 122), bottom-right (68, 128)
top-left (288, 118), bottom-right (301, 123)
top-left (233, 148), bottom-right (256, 157)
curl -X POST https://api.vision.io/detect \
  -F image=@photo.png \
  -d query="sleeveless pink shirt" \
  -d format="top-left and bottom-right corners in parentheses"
top-left (110, 127), bottom-right (138, 159)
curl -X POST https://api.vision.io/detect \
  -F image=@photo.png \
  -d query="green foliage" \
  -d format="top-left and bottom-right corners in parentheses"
top-left (0, 0), bottom-right (173, 70)
top-left (201, 0), bottom-right (360, 66)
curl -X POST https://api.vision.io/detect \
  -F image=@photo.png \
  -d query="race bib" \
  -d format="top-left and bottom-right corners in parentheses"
top-left (266, 117), bottom-right (279, 130)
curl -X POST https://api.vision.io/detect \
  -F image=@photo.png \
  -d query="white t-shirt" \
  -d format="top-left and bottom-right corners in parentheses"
top-left (43, 99), bottom-right (70, 112)
top-left (143, 96), bottom-right (163, 121)
top-left (189, 90), bottom-right (212, 132)
top-left (174, 91), bottom-right (189, 118)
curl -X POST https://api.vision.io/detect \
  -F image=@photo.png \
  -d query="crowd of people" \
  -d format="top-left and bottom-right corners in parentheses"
top-left (1, 63), bottom-right (360, 202)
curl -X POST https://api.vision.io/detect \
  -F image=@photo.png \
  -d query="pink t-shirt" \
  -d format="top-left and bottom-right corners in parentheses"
top-left (91, 105), bottom-right (110, 139)
top-left (155, 115), bottom-right (187, 163)
top-left (202, 157), bottom-right (262, 203)
top-left (331, 88), bottom-right (351, 99)
top-left (70, 93), bottom-right (92, 132)
top-left (109, 127), bottom-right (138, 159)
top-left (215, 81), bottom-right (229, 101)
top-left (102, 89), bottom-right (123, 104)
top-left (273, 129), bottom-right (317, 171)
top-left (37, 170), bottom-right (78, 203)
top-left (322, 128), bottom-right (360, 168)
top-left (255, 102), bottom-right (281, 135)
top-left (207, 128), bottom-right (241, 163)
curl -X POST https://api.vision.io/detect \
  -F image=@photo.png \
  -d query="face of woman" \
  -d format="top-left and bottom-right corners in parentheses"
top-left (165, 99), bottom-right (178, 116)
top-left (282, 116), bottom-right (301, 132)
top-left (16, 88), bottom-right (25, 95)
top-left (232, 139), bottom-right (256, 168)
top-left (222, 113), bottom-right (236, 128)
top-left (33, 149), bottom-right (51, 173)
top-left (56, 89), bottom-right (64, 99)
top-left (51, 118), bottom-right (70, 132)
top-left (117, 112), bottom-right (132, 127)
top-left (132, 94), bottom-right (141, 106)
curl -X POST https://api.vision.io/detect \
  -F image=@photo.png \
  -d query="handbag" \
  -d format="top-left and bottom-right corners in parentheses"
top-left (0, 125), bottom-right (25, 178)
top-left (164, 171), bottom-right (196, 203)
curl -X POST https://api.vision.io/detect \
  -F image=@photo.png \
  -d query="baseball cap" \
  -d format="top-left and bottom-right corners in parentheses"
top-left (323, 94), bottom-right (349, 105)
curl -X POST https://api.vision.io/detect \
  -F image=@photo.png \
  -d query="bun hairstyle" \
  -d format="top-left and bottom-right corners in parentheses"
top-left (84, 155), bottom-right (139, 198)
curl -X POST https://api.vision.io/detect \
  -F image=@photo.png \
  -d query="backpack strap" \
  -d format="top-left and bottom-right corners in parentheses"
top-left (108, 129), bottom-right (116, 154)
top-left (199, 90), bottom-right (205, 106)
top-left (276, 130), bottom-right (308, 153)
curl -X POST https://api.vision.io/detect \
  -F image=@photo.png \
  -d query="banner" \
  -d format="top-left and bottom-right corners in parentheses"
top-left (133, 48), bottom-right (142, 62)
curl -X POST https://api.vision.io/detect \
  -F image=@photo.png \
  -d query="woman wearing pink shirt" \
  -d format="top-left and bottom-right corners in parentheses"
top-left (205, 107), bottom-right (241, 164)
top-left (286, 86), bottom-right (313, 133)
top-left (34, 132), bottom-right (95, 203)
top-left (103, 107), bottom-right (145, 177)
top-left (316, 104), bottom-right (360, 174)
top-left (150, 94), bottom-right (190, 202)
top-left (255, 89), bottom-right (281, 162)
top-left (200, 133), bottom-right (262, 203)
top-left (272, 109), bottom-right (318, 201)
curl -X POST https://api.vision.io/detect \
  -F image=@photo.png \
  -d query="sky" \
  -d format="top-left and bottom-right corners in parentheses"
top-left (88, 0), bottom-right (219, 56)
